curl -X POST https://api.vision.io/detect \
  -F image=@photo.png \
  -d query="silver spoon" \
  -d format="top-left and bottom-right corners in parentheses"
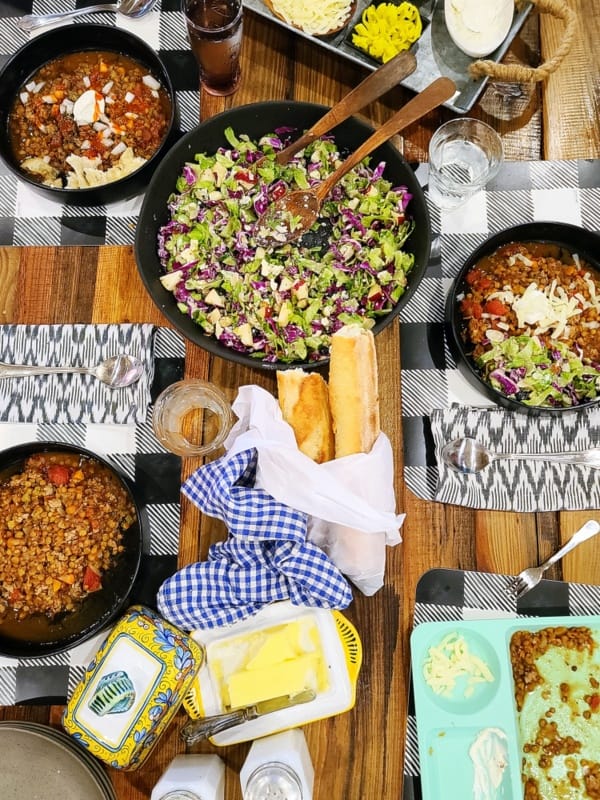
top-left (17, 0), bottom-right (158, 31)
top-left (0, 353), bottom-right (144, 388)
top-left (442, 437), bottom-right (600, 474)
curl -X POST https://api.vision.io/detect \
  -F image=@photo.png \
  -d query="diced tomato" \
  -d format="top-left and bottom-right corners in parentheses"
top-left (476, 277), bottom-right (493, 290)
top-left (47, 465), bottom-right (71, 486)
top-left (465, 269), bottom-right (482, 286)
top-left (590, 693), bottom-right (600, 711)
top-left (484, 299), bottom-right (509, 316)
top-left (460, 299), bottom-right (483, 319)
top-left (83, 566), bottom-right (102, 593)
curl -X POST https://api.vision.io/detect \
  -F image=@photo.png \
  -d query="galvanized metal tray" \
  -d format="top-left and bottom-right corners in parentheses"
top-left (243, 0), bottom-right (533, 114)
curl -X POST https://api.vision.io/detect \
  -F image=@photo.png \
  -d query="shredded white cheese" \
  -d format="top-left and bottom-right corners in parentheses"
top-left (423, 632), bottom-right (494, 698)
top-left (269, 0), bottom-right (354, 35)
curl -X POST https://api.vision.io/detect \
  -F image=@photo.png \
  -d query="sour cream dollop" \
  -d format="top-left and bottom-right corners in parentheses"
top-left (444, 0), bottom-right (514, 58)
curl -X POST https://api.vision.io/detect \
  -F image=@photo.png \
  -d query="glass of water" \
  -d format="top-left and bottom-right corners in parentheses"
top-left (427, 118), bottom-right (503, 210)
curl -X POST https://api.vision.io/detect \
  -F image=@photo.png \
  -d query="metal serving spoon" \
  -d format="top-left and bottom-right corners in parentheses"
top-left (256, 49), bottom-right (417, 169)
top-left (442, 436), bottom-right (600, 474)
top-left (0, 353), bottom-right (144, 388)
top-left (255, 76), bottom-right (456, 247)
top-left (17, 0), bottom-right (157, 32)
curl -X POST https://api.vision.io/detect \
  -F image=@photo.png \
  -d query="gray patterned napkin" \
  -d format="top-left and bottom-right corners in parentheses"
top-left (0, 324), bottom-right (155, 424)
top-left (431, 406), bottom-right (600, 511)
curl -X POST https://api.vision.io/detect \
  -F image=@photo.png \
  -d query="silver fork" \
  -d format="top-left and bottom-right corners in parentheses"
top-left (506, 519), bottom-right (600, 600)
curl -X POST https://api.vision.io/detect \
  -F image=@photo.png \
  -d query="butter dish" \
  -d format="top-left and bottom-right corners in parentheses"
top-left (183, 600), bottom-right (361, 745)
top-left (63, 605), bottom-right (204, 770)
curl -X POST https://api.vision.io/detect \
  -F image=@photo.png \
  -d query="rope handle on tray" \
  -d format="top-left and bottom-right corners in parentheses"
top-left (468, 0), bottom-right (576, 82)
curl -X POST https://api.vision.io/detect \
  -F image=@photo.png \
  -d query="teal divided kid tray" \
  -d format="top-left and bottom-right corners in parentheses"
top-left (410, 613), bottom-right (600, 800)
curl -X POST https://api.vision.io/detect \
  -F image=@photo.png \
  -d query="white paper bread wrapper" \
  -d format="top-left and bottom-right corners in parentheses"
top-left (224, 385), bottom-right (404, 595)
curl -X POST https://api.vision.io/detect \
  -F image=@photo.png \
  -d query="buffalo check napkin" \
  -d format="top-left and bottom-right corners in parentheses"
top-left (431, 405), bottom-right (600, 512)
top-left (157, 448), bottom-right (353, 630)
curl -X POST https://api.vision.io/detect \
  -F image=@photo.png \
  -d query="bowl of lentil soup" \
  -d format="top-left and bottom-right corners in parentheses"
top-left (0, 442), bottom-right (143, 657)
top-left (447, 222), bottom-right (600, 414)
top-left (0, 24), bottom-right (176, 205)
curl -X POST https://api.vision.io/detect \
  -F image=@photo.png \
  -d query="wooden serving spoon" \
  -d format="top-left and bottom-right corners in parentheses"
top-left (256, 76), bottom-right (457, 247)
top-left (258, 49), bottom-right (417, 169)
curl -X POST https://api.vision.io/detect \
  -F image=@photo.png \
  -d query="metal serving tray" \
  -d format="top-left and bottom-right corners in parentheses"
top-left (243, 0), bottom-right (533, 114)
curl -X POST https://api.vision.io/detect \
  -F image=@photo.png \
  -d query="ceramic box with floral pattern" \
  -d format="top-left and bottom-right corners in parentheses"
top-left (63, 605), bottom-right (204, 771)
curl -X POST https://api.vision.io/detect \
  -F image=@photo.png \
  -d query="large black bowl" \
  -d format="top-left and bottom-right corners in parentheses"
top-left (0, 24), bottom-right (177, 206)
top-left (0, 442), bottom-right (143, 657)
top-left (134, 100), bottom-right (431, 370)
top-left (446, 221), bottom-right (600, 415)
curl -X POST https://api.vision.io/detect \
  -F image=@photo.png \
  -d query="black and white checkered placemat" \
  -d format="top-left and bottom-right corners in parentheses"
top-left (0, 326), bottom-right (185, 705)
top-left (400, 158), bottom-right (600, 504)
top-left (0, 0), bottom-right (200, 246)
top-left (402, 567), bottom-right (600, 800)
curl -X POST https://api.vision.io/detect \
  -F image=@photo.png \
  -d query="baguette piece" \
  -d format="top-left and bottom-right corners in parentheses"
top-left (277, 369), bottom-right (335, 463)
top-left (329, 325), bottom-right (380, 457)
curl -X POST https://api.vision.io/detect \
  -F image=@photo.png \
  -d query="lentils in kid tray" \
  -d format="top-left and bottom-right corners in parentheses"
top-left (9, 50), bottom-right (171, 189)
top-left (158, 127), bottom-right (417, 363)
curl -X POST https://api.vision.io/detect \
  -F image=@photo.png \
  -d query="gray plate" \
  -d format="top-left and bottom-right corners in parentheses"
top-left (0, 722), bottom-right (115, 800)
top-left (243, 0), bottom-right (533, 113)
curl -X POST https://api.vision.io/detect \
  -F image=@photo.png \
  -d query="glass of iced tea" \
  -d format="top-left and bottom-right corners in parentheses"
top-left (182, 0), bottom-right (243, 96)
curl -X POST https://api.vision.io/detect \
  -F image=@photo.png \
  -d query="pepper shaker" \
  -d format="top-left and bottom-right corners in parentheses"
top-left (151, 754), bottom-right (225, 800)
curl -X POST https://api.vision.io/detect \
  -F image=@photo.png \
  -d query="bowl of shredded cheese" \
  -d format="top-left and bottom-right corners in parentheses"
top-left (262, 0), bottom-right (358, 36)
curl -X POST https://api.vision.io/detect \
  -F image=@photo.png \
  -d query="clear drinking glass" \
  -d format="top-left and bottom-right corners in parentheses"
top-left (427, 118), bottom-right (503, 210)
top-left (182, 0), bottom-right (243, 96)
top-left (152, 379), bottom-right (233, 457)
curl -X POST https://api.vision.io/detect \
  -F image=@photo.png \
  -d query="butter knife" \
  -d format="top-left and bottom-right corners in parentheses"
top-left (180, 689), bottom-right (316, 744)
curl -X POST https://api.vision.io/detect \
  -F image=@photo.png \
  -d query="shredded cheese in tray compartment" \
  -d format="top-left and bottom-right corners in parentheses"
top-left (423, 632), bottom-right (494, 698)
top-left (269, 0), bottom-right (354, 35)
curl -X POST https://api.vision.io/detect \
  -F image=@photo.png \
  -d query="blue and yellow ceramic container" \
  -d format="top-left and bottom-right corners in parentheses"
top-left (63, 605), bottom-right (204, 771)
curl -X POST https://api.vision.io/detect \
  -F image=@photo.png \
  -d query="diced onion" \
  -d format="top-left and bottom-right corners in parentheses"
top-left (142, 74), bottom-right (161, 90)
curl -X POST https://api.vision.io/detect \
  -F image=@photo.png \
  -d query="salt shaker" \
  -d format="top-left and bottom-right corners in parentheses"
top-left (240, 729), bottom-right (314, 800)
top-left (151, 754), bottom-right (225, 800)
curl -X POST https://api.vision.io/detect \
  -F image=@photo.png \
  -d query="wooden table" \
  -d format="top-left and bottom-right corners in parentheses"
top-left (1, 3), bottom-right (600, 798)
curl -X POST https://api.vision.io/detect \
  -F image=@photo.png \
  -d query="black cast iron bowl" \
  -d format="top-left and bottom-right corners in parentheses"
top-left (0, 24), bottom-right (177, 206)
top-left (446, 221), bottom-right (600, 415)
top-left (134, 100), bottom-right (431, 370)
top-left (0, 442), bottom-right (143, 658)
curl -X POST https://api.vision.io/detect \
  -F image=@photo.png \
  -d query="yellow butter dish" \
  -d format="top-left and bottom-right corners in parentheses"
top-left (183, 600), bottom-right (361, 745)
top-left (63, 605), bottom-right (204, 771)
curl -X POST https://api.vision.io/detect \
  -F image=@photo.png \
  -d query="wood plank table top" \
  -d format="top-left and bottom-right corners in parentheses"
top-left (1, 2), bottom-right (600, 798)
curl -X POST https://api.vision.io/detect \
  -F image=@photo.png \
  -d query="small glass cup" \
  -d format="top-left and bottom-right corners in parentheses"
top-left (427, 118), bottom-right (503, 210)
top-left (182, 0), bottom-right (243, 96)
top-left (152, 379), bottom-right (233, 457)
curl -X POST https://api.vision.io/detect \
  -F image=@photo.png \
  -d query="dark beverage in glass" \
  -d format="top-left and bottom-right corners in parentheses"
top-left (183, 0), bottom-right (243, 96)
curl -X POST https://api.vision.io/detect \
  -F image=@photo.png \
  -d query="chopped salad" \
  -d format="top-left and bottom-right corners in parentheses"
top-left (157, 126), bottom-right (417, 363)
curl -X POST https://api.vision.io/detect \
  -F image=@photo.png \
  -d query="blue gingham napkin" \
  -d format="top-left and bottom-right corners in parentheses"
top-left (157, 448), bottom-right (353, 630)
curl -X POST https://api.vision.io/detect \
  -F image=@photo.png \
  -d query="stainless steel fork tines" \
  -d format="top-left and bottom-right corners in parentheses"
top-left (506, 520), bottom-right (600, 600)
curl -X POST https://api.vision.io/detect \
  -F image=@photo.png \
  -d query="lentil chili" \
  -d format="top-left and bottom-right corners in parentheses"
top-left (457, 241), bottom-right (600, 408)
top-left (0, 452), bottom-right (135, 621)
top-left (8, 50), bottom-right (171, 189)
top-left (510, 626), bottom-right (600, 799)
